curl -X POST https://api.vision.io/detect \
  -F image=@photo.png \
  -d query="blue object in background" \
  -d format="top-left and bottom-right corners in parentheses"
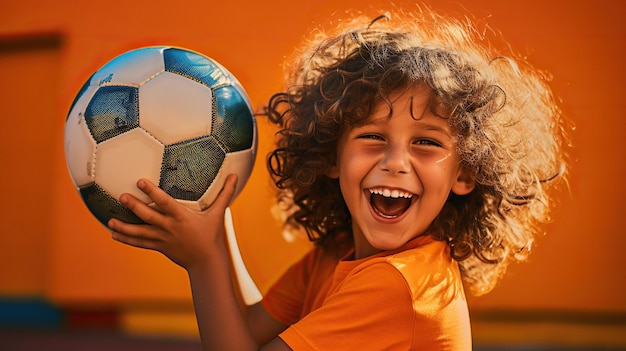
top-left (0, 298), bottom-right (62, 328)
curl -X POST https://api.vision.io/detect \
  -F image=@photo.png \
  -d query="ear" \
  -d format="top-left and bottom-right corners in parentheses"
top-left (327, 164), bottom-right (340, 179)
top-left (451, 168), bottom-right (475, 196)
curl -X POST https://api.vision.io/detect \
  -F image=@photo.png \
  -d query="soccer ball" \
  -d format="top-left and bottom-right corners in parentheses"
top-left (64, 46), bottom-right (257, 227)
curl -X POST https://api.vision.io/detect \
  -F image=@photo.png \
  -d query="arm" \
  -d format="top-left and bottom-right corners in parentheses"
top-left (108, 175), bottom-right (290, 351)
top-left (246, 302), bottom-right (290, 346)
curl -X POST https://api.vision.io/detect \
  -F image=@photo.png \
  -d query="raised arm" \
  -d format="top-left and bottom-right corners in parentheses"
top-left (108, 175), bottom-right (290, 350)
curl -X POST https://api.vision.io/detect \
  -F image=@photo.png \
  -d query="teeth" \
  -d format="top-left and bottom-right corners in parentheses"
top-left (369, 187), bottom-right (413, 199)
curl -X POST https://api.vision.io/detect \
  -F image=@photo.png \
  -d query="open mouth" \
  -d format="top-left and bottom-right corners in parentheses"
top-left (369, 187), bottom-right (415, 219)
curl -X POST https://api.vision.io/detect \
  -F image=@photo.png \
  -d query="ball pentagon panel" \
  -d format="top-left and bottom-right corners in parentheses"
top-left (212, 85), bottom-right (255, 152)
top-left (79, 183), bottom-right (144, 226)
top-left (163, 48), bottom-right (231, 88)
top-left (194, 148), bottom-right (256, 211)
top-left (160, 136), bottom-right (225, 203)
top-left (85, 85), bottom-right (140, 143)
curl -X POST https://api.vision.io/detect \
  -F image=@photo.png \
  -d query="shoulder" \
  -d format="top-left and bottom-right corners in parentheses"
top-left (281, 240), bottom-right (471, 350)
top-left (351, 239), bottom-right (461, 295)
top-left (331, 239), bottom-right (465, 318)
top-left (386, 239), bottom-right (464, 298)
top-left (353, 241), bottom-right (471, 348)
top-left (344, 241), bottom-right (463, 300)
top-left (342, 239), bottom-right (469, 329)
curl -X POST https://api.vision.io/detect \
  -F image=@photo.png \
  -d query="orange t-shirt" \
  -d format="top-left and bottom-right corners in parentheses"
top-left (262, 235), bottom-right (472, 350)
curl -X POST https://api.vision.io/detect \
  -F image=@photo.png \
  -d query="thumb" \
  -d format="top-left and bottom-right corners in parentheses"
top-left (211, 174), bottom-right (239, 211)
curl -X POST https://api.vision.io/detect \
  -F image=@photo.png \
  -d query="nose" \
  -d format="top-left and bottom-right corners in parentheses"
top-left (379, 142), bottom-right (411, 174)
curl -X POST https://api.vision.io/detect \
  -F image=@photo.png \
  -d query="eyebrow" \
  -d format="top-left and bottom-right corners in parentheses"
top-left (362, 115), bottom-right (453, 138)
top-left (413, 121), bottom-right (453, 137)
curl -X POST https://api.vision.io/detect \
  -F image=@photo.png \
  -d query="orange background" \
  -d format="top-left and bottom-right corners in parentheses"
top-left (1, 0), bottom-right (625, 346)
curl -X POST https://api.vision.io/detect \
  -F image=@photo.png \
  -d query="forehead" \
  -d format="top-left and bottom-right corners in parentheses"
top-left (367, 84), bottom-right (451, 125)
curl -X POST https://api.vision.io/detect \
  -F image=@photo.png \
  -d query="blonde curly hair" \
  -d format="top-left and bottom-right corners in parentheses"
top-left (265, 7), bottom-right (569, 295)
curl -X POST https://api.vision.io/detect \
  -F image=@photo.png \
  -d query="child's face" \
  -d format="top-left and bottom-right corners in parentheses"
top-left (328, 85), bottom-right (475, 259)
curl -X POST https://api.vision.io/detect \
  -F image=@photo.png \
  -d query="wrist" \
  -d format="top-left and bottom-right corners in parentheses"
top-left (186, 239), bottom-right (230, 278)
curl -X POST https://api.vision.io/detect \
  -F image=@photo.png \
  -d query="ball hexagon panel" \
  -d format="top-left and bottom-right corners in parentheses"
top-left (163, 48), bottom-right (231, 88)
top-left (160, 136), bottom-right (225, 202)
top-left (91, 47), bottom-right (165, 87)
top-left (85, 85), bottom-right (140, 143)
top-left (139, 71), bottom-right (213, 145)
top-left (64, 85), bottom-right (99, 187)
top-left (95, 128), bottom-right (164, 204)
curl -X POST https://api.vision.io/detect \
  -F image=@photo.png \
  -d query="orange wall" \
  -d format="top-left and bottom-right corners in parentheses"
top-left (1, 0), bottom-right (625, 321)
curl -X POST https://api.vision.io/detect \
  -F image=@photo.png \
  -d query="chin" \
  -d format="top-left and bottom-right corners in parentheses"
top-left (366, 233), bottom-right (409, 252)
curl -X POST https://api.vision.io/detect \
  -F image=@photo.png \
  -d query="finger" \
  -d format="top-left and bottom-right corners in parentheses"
top-left (129, 179), bottom-right (186, 224)
top-left (110, 229), bottom-right (161, 252)
top-left (136, 178), bottom-right (183, 216)
top-left (108, 217), bottom-right (163, 242)
top-left (108, 217), bottom-right (167, 251)
top-left (117, 190), bottom-right (167, 227)
top-left (211, 174), bottom-right (239, 211)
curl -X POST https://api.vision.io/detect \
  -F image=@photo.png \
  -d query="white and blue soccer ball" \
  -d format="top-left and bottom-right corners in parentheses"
top-left (64, 46), bottom-right (257, 227)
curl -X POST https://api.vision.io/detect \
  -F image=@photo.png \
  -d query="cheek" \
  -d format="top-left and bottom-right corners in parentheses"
top-left (336, 154), bottom-right (370, 203)
top-left (416, 149), bottom-right (455, 165)
top-left (434, 151), bottom-right (454, 164)
top-left (337, 157), bottom-right (364, 192)
top-left (420, 162), bottom-right (462, 196)
top-left (421, 150), bottom-right (460, 175)
top-left (337, 149), bottom-right (369, 178)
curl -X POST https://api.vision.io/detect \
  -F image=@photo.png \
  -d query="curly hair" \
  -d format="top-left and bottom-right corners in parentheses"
top-left (264, 7), bottom-right (569, 295)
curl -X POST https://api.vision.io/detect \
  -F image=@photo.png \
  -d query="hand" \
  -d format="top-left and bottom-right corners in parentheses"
top-left (108, 174), bottom-right (238, 271)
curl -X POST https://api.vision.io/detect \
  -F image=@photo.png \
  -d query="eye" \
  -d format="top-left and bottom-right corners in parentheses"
top-left (414, 138), bottom-right (442, 147)
top-left (357, 133), bottom-right (385, 141)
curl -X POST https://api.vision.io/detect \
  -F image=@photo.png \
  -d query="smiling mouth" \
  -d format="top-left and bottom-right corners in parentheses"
top-left (369, 187), bottom-right (415, 219)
